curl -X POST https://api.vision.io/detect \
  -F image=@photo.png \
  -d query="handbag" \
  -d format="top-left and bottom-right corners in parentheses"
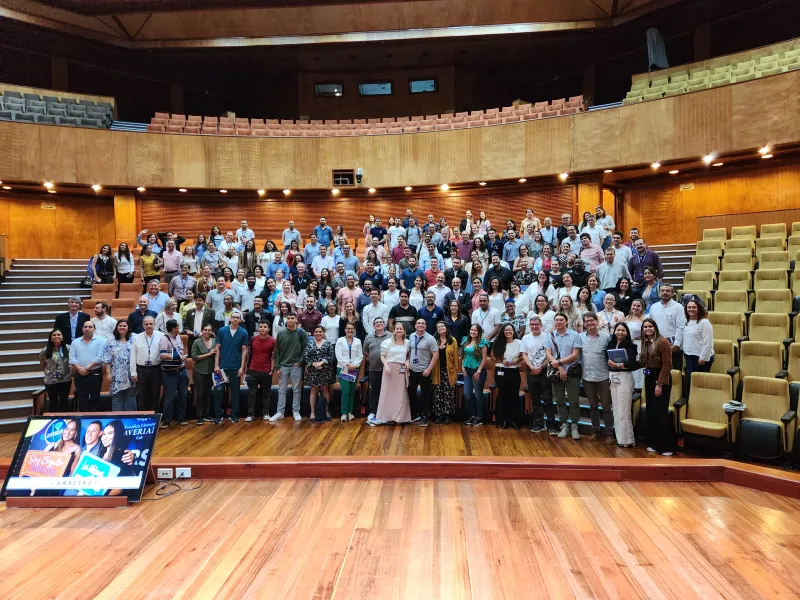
top-left (546, 332), bottom-right (582, 381)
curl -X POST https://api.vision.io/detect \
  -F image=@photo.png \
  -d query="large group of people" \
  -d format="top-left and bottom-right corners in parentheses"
top-left (47, 207), bottom-right (715, 454)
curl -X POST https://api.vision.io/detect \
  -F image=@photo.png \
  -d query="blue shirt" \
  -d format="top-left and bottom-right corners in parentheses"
top-left (405, 226), bottom-right (422, 247)
top-left (217, 325), bottom-right (249, 370)
top-left (370, 226), bottom-right (388, 242)
top-left (69, 313), bottom-right (79, 340)
top-left (303, 242), bottom-right (321, 264)
top-left (400, 267), bottom-right (425, 290)
top-left (68, 335), bottom-right (107, 368)
top-left (502, 239), bottom-right (524, 263)
top-left (543, 329), bottom-right (583, 365)
top-left (282, 228), bottom-right (301, 250)
top-left (358, 270), bottom-right (383, 289)
top-left (127, 309), bottom-right (158, 334)
top-left (146, 291), bottom-right (169, 314)
top-left (418, 304), bottom-right (445, 335)
top-left (342, 255), bottom-right (360, 275)
top-left (313, 225), bottom-right (334, 247)
top-left (266, 261), bottom-right (290, 279)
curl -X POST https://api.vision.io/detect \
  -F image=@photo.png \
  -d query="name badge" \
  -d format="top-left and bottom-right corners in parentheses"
top-left (412, 359), bottom-right (419, 364)
top-left (54, 371), bottom-right (62, 380)
top-left (399, 365), bottom-right (406, 373)
top-left (145, 360), bottom-right (152, 366)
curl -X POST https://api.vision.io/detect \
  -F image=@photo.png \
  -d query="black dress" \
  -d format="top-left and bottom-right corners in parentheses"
top-left (302, 340), bottom-right (336, 387)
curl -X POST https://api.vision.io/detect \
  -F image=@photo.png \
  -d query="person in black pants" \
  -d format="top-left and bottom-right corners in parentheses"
top-left (521, 316), bottom-right (554, 434)
top-left (639, 318), bottom-right (675, 456)
top-left (491, 324), bottom-right (522, 429)
top-left (363, 318), bottom-right (390, 424)
top-left (40, 329), bottom-right (74, 413)
top-left (407, 319), bottom-right (439, 427)
top-left (69, 322), bottom-right (106, 412)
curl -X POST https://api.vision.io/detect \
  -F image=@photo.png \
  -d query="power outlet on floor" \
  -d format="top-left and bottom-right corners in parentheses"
top-left (175, 468), bottom-right (192, 479)
top-left (157, 468), bottom-right (174, 479)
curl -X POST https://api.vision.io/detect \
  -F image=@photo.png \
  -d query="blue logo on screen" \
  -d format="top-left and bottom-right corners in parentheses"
top-left (43, 420), bottom-right (66, 445)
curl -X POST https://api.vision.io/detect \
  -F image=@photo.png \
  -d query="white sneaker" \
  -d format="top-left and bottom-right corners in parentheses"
top-left (661, 451), bottom-right (673, 457)
top-left (341, 414), bottom-right (348, 421)
top-left (647, 447), bottom-right (656, 453)
top-left (245, 416), bottom-right (253, 422)
top-left (293, 412), bottom-right (301, 421)
top-left (263, 414), bottom-right (269, 421)
top-left (367, 413), bottom-right (376, 422)
top-left (348, 413), bottom-right (355, 421)
top-left (269, 413), bottom-right (284, 422)
top-left (571, 424), bottom-right (581, 440)
top-left (558, 424), bottom-right (569, 439)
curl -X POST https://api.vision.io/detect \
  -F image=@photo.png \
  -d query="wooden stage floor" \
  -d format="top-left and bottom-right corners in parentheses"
top-left (1, 478), bottom-right (799, 599)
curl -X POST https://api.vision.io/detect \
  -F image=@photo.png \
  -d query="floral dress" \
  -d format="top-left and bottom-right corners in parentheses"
top-left (433, 340), bottom-right (456, 416)
top-left (302, 339), bottom-right (336, 387)
top-left (102, 339), bottom-right (134, 395)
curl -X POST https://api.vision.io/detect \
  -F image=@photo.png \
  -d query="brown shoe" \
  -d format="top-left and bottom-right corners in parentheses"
top-left (605, 435), bottom-right (616, 445)
top-left (587, 433), bottom-right (598, 442)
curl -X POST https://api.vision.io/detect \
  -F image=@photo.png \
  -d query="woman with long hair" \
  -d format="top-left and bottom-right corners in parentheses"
top-left (114, 242), bottom-right (135, 284)
top-left (595, 205), bottom-right (615, 250)
top-left (297, 279), bottom-right (320, 311)
top-left (640, 267), bottom-right (660, 313)
top-left (194, 234), bottom-right (208, 260)
top-left (487, 277), bottom-right (507, 313)
top-left (556, 242), bottom-right (572, 270)
top-left (139, 243), bottom-right (162, 284)
top-left (259, 240), bottom-right (279, 271)
top-left (432, 321), bottom-right (459, 424)
top-left (373, 323), bottom-right (412, 425)
top-left (528, 230), bottom-right (544, 260)
top-left (137, 230), bottom-right (162, 255)
top-left (555, 272), bottom-right (578, 307)
top-left (320, 302), bottom-right (340, 342)
top-left (238, 239), bottom-right (258, 274)
top-left (209, 225), bottom-right (224, 248)
top-left (338, 300), bottom-right (360, 338)
top-left (318, 268), bottom-right (334, 290)
top-left (363, 214), bottom-right (376, 248)
top-left (444, 299), bottom-right (470, 341)
top-left (533, 242), bottom-right (553, 274)
top-left (276, 280), bottom-right (297, 308)
top-left (558, 296), bottom-right (582, 332)
top-left (40, 329), bottom-right (72, 412)
top-left (253, 265), bottom-right (266, 293)
top-left (231, 267), bottom-right (248, 298)
top-left (319, 284), bottom-right (337, 314)
top-left (491, 323), bottom-right (522, 429)
top-left (639, 318), bottom-right (674, 456)
top-left (579, 211), bottom-right (591, 233)
top-left (334, 225), bottom-right (348, 248)
top-left (683, 299), bottom-right (714, 397)
top-left (476, 211), bottom-right (491, 239)
top-left (91, 244), bottom-right (116, 284)
top-left (100, 419), bottom-right (128, 467)
top-left (303, 325), bottom-right (336, 421)
top-left (512, 244), bottom-right (531, 273)
top-left (44, 418), bottom-right (82, 475)
top-left (155, 299), bottom-right (182, 334)
top-left (472, 236), bottom-right (489, 269)
top-left (409, 276), bottom-right (425, 310)
top-left (625, 298), bottom-right (646, 389)
top-left (531, 294), bottom-right (556, 333)
top-left (222, 267), bottom-right (234, 288)
top-left (613, 276), bottom-right (637, 316)
top-left (586, 273), bottom-right (605, 311)
top-left (607, 322), bottom-right (638, 448)
top-left (272, 301), bottom-right (293, 337)
top-left (181, 245), bottom-right (198, 275)
top-left (575, 286), bottom-right (594, 318)
top-left (461, 323), bottom-right (489, 426)
top-left (470, 277), bottom-right (484, 312)
top-left (197, 265), bottom-right (215, 295)
top-left (102, 319), bottom-right (136, 411)
top-left (528, 269), bottom-right (556, 306)
top-left (273, 268), bottom-right (286, 290)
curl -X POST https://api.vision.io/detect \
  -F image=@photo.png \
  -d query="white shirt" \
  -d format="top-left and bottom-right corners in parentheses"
top-left (648, 299), bottom-right (685, 348)
top-left (335, 336), bottom-right (363, 369)
top-left (192, 307), bottom-right (207, 335)
top-left (430, 284), bottom-right (451, 309)
top-left (382, 289), bottom-right (400, 311)
top-left (381, 338), bottom-right (409, 363)
top-left (320, 314), bottom-right (340, 342)
top-left (683, 319), bottom-right (714, 361)
top-left (235, 227), bottom-right (255, 245)
top-left (521, 333), bottom-right (548, 368)
top-left (362, 302), bottom-right (390, 336)
top-left (130, 330), bottom-right (165, 376)
top-left (580, 224), bottom-right (602, 245)
top-left (218, 239), bottom-right (236, 255)
top-left (311, 254), bottom-right (334, 276)
top-left (499, 339), bottom-right (522, 368)
top-left (91, 315), bottom-right (117, 342)
top-left (388, 226), bottom-right (405, 248)
top-left (471, 307), bottom-right (501, 339)
top-left (612, 244), bottom-right (632, 268)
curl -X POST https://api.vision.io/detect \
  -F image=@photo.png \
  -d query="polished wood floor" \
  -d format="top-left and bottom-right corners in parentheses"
top-left (1, 478), bottom-right (799, 599)
top-left (0, 419), bottom-right (665, 460)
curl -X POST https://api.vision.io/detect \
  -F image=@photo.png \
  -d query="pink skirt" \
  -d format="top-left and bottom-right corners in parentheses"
top-left (376, 362), bottom-right (411, 424)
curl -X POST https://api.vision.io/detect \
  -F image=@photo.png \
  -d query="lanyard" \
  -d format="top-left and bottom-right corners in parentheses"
top-left (412, 334), bottom-right (421, 358)
top-left (635, 251), bottom-right (647, 266)
top-left (347, 340), bottom-right (353, 359)
top-left (145, 334), bottom-right (155, 358)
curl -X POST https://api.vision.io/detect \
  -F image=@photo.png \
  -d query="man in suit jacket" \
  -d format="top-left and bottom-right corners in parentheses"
top-left (182, 293), bottom-right (216, 342)
top-left (443, 277), bottom-right (472, 316)
top-left (54, 297), bottom-right (91, 344)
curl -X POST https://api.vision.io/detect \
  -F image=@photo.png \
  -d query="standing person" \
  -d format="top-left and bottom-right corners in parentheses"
top-left (597, 247), bottom-right (630, 291)
top-left (362, 289), bottom-right (390, 337)
top-left (140, 243), bottom-right (163, 284)
top-left (595, 206), bottom-right (615, 250)
top-left (130, 315), bottom-right (163, 411)
top-left (432, 321), bottom-right (459, 424)
top-left (90, 244), bottom-right (116, 284)
top-left (144, 279), bottom-right (169, 314)
top-left (580, 313), bottom-right (614, 444)
top-left (444, 299), bottom-right (470, 342)
top-left (648, 283), bottom-right (685, 371)
top-left (628, 238), bottom-right (663, 288)
top-left (301, 325), bottom-right (335, 422)
top-left (682, 299), bottom-right (714, 398)
top-left (335, 322), bottom-right (363, 421)
top-left (297, 295), bottom-right (323, 333)
top-left (521, 315), bottom-right (554, 434)
top-left (461, 324), bottom-right (489, 426)
top-left (388, 289), bottom-right (418, 336)
top-left (154, 299), bottom-right (182, 334)
top-left (54, 297), bottom-right (90, 345)
top-left (191, 324), bottom-right (217, 424)
top-left (161, 240), bottom-right (182, 285)
top-left (443, 277), bottom-right (471, 317)
top-left (244, 296), bottom-right (273, 337)
top-left (40, 329), bottom-right (73, 413)
top-left (607, 323), bottom-right (638, 448)
top-left (639, 318), bottom-right (674, 456)
top-left (544, 313), bottom-right (583, 440)
top-left (373, 324), bottom-right (412, 425)
top-left (246, 321), bottom-right (276, 422)
top-left (168, 264), bottom-right (197, 305)
top-left (407, 318), bottom-right (439, 427)
top-left (578, 234), bottom-right (604, 273)
top-left (363, 318), bottom-right (390, 425)
top-left (491, 323), bottom-right (523, 429)
top-left (102, 320), bottom-right (136, 411)
top-left (418, 291), bottom-right (445, 335)
top-left (626, 298), bottom-right (646, 389)
top-left (68, 321), bottom-right (106, 412)
top-left (213, 309), bottom-right (249, 424)
top-left (471, 293), bottom-right (502, 341)
top-left (114, 242), bottom-right (135, 284)
top-left (268, 313), bottom-right (309, 422)
top-left (597, 293), bottom-right (625, 334)
top-left (158, 319), bottom-right (189, 428)
top-left (282, 220), bottom-right (301, 251)
top-left (611, 231), bottom-right (632, 268)
top-left (320, 303), bottom-right (341, 343)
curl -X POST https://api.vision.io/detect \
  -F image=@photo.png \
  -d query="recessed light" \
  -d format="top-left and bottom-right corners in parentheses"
top-left (559, 173), bottom-right (568, 181)
top-left (368, 188), bottom-right (376, 193)
top-left (650, 162), bottom-right (661, 169)
top-left (283, 189), bottom-right (291, 195)
top-left (91, 184), bottom-right (101, 192)
top-left (257, 189), bottom-right (265, 196)
top-left (478, 181), bottom-right (487, 186)
top-left (2, 185), bottom-right (11, 190)
top-left (43, 181), bottom-right (54, 189)
top-left (702, 154), bottom-right (715, 165)
top-left (47, 189), bottom-right (56, 194)
top-left (761, 154), bottom-right (773, 159)
top-left (440, 184), bottom-right (449, 191)
top-left (179, 188), bottom-right (187, 193)
top-left (405, 186), bottom-right (412, 191)
top-left (331, 188), bottom-right (340, 195)
top-left (759, 146), bottom-right (770, 155)
top-left (712, 162), bottom-right (723, 167)
top-left (518, 178), bottom-right (527, 183)
top-left (137, 186), bottom-right (146, 192)
top-left (220, 189), bottom-right (228, 194)
top-left (669, 169), bottom-right (679, 175)
top-left (603, 169), bottom-right (613, 173)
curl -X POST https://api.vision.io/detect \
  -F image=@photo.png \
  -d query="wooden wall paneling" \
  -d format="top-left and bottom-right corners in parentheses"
top-left (523, 115), bottom-right (572, 177)
top-left (37, 125), bottom-right (78, 184)
top-left (672, 86), bottom-right (733, 159)
top-left (602, 188), bottom-right (616, 222)
top-left (481, 124), bottom-right (525, 181)
top-left (113, 192), bottom-right (138, 244)
top-left (576, 179), bottom-right (602, 218)
top-left (618, 97), bottom-right (674, 167)
top-left (571, 108), bottom-right (620, 171)
top-left (731, 71), bottom-right (800, 151)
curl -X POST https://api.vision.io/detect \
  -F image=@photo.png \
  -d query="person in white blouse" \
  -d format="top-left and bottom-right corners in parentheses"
top-left (320, 303), bottom-right (340, 343)
top-left (595, 206), bottom-right (615, 250)
top-left (335, 322), bottom-right (363, 421)
top-left (682, 299), bottom-right (714, 398)
top-left (597, 293), bottom-right (625, 334)
top-left (382, 277), bottom-right (401, 311)
top-left (555, 272), bottom-right (579, 307)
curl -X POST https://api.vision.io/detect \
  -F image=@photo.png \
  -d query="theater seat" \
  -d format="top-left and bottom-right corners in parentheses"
top-left (788, 343), bottom-right (800, 384)
top-left (695, 240), bottom-right (724, 257)
top-left (754, 290), bottom-right (793, 315)
top-left (682, 270), bottom-right (714, 294)
top-left (738, 376), bottom-right (795, 459)
top-left (638, 369), bottom-right (684, 433)
top-left (709, 312), bottom-right (746, 346)
top-left (760, 222), bottom-right (787, 239)
top-left (702, 227), bottom-right (727, 243)
top-left (731, 225), bottom-right (757, 241)
top-left (713, 290), bottom-right (749, 314)
top-left (676, 372), bottom-right (735, 445)
top-left (754, 269), bottom-right (788, 291)
top-left (111, 298), bottom-right (136, 316)
top-left (717, 270), bottom-right (751, 293)
top-left (91, 284), bottom-right (116, 302)
top-left (755, 237), bottom-right (786, 258)
top-left (690, 254), bottom-right (719, 273)
top-left (739, 342), bottom-right (786, 388)
top-left (758, 251), bottom-right (790, 271)
top-left (721, 253), bottom-right (754, 272)
top-left (711, 339), bottom-right (740, 391)
top-left (724, 239), bottom-right (754, 255)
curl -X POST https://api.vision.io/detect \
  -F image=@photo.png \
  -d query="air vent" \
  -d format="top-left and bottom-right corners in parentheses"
top-left (333, 169), bottom-right (355, 186)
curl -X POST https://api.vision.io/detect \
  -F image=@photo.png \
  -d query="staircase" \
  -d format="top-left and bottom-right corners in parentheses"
top-left (0, 259), bottom-right (90, 432)
top-left (649, 243), bottom-right (696, 289)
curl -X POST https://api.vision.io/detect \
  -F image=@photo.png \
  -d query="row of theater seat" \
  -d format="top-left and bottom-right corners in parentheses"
top-left (146, 96), bottom-right (587, 136)
top-left (0, 89), bottom-right (112, 129)
top-left (623, 45), bottom-right (800, 105)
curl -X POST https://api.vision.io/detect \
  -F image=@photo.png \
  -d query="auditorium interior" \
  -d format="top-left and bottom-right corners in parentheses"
top-left (1, 0), bottom-right (800, 597)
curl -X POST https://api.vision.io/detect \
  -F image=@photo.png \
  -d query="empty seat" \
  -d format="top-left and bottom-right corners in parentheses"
top-left (146, 124), bottom-right (165, 133)
top-left (203, 116), bottom-right (218, 125)
top-left (2, 90), bottom-right (21, 99)
top-left (724, 239), bottom-right (754, 255)
top-left (788, 343), bottom-right (800, 383)
top-left (760, 222), bottom-right (787, 239)
top-left (739, 342), bottom-right (786, 384)
top-left (758, 64), bottom-right (787, 77)
top-left (670, 71), bottom-right (689, 83)
top-left (502, 115), bottom-right (521, 123)
top-left (793, 270), bottom-right (800, 296)
top-left (13, 112), bottom-right (34, 122)
top-left (786, 236), bottom-right (800, 259)
top-left (738, 377), bottom-right (794, 459)
top-left (79, 118), bottom-right (102, 128)
top-left (759, 251), bottom-right (790, 271)
top-left (676, 372), bottom-right (735, 444)
top-left (664, 81), bottom-right (688, 97)
top-left (184, 125), bottom-right (200, 134)
top-left (713, 290), bottom-right (749, 314)
top-left (730, 225), bottom-right (757, 241)
top-left (721, 253), bottom-right (754, 271)
top-left (717, 270), bottom-right (751, 292)
top-left (754, 269), bottom-right (788, 291)
top-left (756, 237), bottom-right (786, 258)
top-left (703, 228), bottom-right (727, 242)
top-left (26, 105), bottom-right (45, 115)
top-left (79, 99), bottom-right (96, 107)
top-left (34, 114), bottom-right (56, 125)
top-left (754, 290), bottom-right (793, 316)
top-left (187, 115), bottom-right (202, 123)
top-left (711, 339), bottom-right (740, 390)
top-left (690, 254), bottom-right (719, 273)
top-left (709, 312), bottom-right (746, 346)
top-left (111, 298), bottom-right (137, 316)
top-left (748, 314), bottom-right (792, 349)
top-left (682, 270), bottom-right (715, 294)
top-left (696, 240), bottom-right (724, 257)
top-left (687, 78), bottom-right (710, 91)
top-left (0, 110), bottom-right (12, 121)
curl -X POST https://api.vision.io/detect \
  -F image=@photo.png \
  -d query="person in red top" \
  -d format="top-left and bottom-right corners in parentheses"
top-left (391, 235), bottom-right (409, 264)
top-left (297, 296), bottom-right (323, 332)
top-left (424, 256), bottom-right (442, 288)
top-left (246, 321), bottom-right (275, 421)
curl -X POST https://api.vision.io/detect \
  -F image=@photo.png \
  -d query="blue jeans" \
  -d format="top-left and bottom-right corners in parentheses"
top-left (112, 387), bottom-right (137, 412)
top-left (277, 364), bottom-right (303, 414)
top-left (463, 367), bottom-right (487, 419)
top-left (162, 369), bottom-right (188, 423)
top-left (213, 369), bottom-right (243, 419)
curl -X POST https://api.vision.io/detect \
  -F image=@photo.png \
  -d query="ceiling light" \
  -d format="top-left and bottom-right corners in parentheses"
top-left (669, 169), bottom-right (679, 175)
top-left (405, 186), bottom-right (412, 191)
top-left (331, 188), bottom-right (340, 195)
top-left (2, 185), bottom-right (11, 190)
top-left (257, 189), bottom-right (265, 196)
top-left (761, 154), bottom-right (773, 159)
top-left (283, 189), bottom-right (291, 195)
top-left (43, 181), bottom-right (54, 189)
top-left (650, 162), bottom-right (661, 169)
top-left (559, 173), bottom-right (568, 181)
top-left (712, 162), bottom-right (723, 167)
top-left (603, 169), bottom-right (613, 173)
top-left (368, 188), bottom-right (376, 193)
top-left (178, 188), bottom-right (187, 193)
top-left (220, 189), bottom-right (228, 194)
top-left (759, 146), bottom-right (770, 155)
top-left (137, 186), bottom-right (146, 192)
top-left (702, 154), bottom-right (714, 165)
top-left (440, 184), bottom-right (449, 191)
top-left (47, 189), bottom-right (56, 194)
top-left (92, 184), bottom-right (101, 192)
top-left (478, 181), bottom-right (487, 186)
top-left (518, 178), bottom-right (527, 183)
